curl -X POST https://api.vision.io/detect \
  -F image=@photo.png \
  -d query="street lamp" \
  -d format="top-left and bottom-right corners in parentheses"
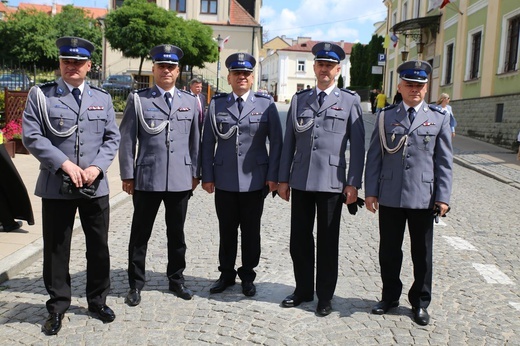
top-left (215, 34), bottom-right (223, 92)
top-left (97, 16), bottom-right (107, 85)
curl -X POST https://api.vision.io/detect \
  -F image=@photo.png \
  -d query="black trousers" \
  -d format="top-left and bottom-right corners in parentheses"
top-left (127, 190), bottom-right (190, 290)
top-left (290, 189), bottom-right (343, 301)
top-left (378, 205), bottom-right (434, 308)
top-left (42, 196), bottom-right (110, 314)
top-left (214, 188), bottom-right (264, 282)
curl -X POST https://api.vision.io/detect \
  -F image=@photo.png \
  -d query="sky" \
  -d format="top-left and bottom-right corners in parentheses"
top-left (7, 0), bottom-right (388, 44)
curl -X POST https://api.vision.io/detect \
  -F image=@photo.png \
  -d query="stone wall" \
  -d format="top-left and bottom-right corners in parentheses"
top-left (451, 93), bottom-right (520, 151)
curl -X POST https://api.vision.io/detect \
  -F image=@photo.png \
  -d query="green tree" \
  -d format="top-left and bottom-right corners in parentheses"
top-left (337, 74), bottom-right (344, 88)
top-left (367, 35), bottom-right (384, 89)
top-left (0, 10), bottom-right (58, 69)
top-left (105, 0), bottom-right (217, 77)
top-left (349, 35), bottom-right (385, 89)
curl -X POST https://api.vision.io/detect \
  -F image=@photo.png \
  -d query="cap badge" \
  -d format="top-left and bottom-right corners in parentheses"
top-left (324, 43), bottom-right (331, 51)
top-left (415, 60), bottom-right (421, 68)
top-left (238, 53), bottom-right (245, 61)
top-left (164, 45), bottom-right (172, 53)
top-left (71, 38), bottom-right (78, 47)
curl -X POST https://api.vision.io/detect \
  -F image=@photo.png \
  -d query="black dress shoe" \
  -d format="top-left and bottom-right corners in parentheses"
top-left (412, 307), bottom-right (430, 326)
top-left (316, 300), bottom-right (332, 316)
top-left (42, 313), bottom-right (63, 335)
top-left (125, 288), bottom-right (141, 306)
top-left (241, 281), bottom-right (256, 297)
top-left (371, 300), bottom-right (399, 315)
top-left (281, 293), bottom-right (313, 308)
top-left (88, 304), bottom-right (116, 323)
top-left (209, 278), bottom-right (235, 293)
top-left (1, 221), bottom-right (22, 232)
top-left (169, 283), bottom-right (193, 300)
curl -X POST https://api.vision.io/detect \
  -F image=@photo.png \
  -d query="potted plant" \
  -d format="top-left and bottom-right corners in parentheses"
top-left (2, 119), bottom-right (29, 155)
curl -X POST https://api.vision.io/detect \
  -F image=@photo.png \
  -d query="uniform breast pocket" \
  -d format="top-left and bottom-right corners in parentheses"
top-left (416, 127), bottom-right (438, 152)
top-left (249, 114), bottom-right (267, 136)
top-left (175, 112), bottom-right (193, 134)
top-left (385, 126), bottom-right (406, 149)
top-left (215, 116), bottom-right (232, 134)
top-left (295, 110), bottom-right (314, 131)
top-left (48, 108), bottom-right (76, 132)
top-left (323, 110), bottom-right (347, 133)
top-left (87, 112), bottom-right (108, 134)
top-left (143, 112), bottom-right (166, 132)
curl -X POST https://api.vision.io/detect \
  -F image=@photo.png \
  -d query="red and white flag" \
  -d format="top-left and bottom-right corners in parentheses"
top-left (440, 0), bottom-right (451, 9)
top-left (218, 36), bottom-right (230, 52)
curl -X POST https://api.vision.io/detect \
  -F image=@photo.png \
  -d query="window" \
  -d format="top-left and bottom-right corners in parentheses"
top-left (444, 42), bottom-right (454, 85)
top-left (170, 0), bottom-right (186, 12)
top-left (296, 83), bottom-right (304, 92)
top-left (297, 60), bottom-right (305, 72)
top-left (505, 15), bottom-right (520, 72)
top-left (414, 0), bottom-right (421, 18)
top-left (469, 31), bottom-right (481, 79)
top-left (402, 1), bottom-right (408, 21)
top-left (201, 0), bottom-right (217, 14)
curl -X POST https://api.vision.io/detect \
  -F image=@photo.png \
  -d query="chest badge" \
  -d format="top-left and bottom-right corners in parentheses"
top-left (391, 133), bottom-right (396, 142)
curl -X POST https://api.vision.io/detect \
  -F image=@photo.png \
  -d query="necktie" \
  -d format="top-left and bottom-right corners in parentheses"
top-left (197, 95), bottom-right (203, 123)
top-left (408, 107), bottom-right (416, 123)
top-left (72, 88), bottom-right (81, 106)
top-left (164, 92), bottom-right (172, 110)
top-left (237, 97), bottom-right (243, 115)
top-left (318, 91), bottom-right (326, 107)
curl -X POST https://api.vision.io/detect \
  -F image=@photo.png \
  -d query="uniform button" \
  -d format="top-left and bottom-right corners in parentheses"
top-left (405, 165), bottom-right (410, 169)
top-left (80, 129), bottom-right (84, 133)
top-left (406, 154), bottom-right (410, 158)
top-left (80, 153), bottom-right (84, 157)
top-left (238, 152), bottom-right (242, 156)
top-left (239, 142), bottom-right (242, 146)
top-left (239, 120), bottom-right (242, 124)
top-left (316, 124), bottom-right (320, 128)
top-left (313, 147), bottom-right (317, 150)
top-left (314, 135), bottom-right (318, 139)
top-left (170, 139), bottom-right (173, 142)
top-left (239, 132), bottom-right (242, 135)
top-left (316, 114), bottom-right (320, 117)
top-left (79, 117), bottom-right (83, 121)
top-left (170, 128), bottom-right (173, 131)
top-left (80, 141), bottom-right (84, 145)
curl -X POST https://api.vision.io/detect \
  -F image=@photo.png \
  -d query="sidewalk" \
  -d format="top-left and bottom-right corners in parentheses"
top-left (0, 131), bottom-right (519, 284)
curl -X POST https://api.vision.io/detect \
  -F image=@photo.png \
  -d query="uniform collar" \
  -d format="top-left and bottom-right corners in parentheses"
top-left (233, 90), bottom-right (250, 101)
top-left (63, 81), bottom-right (86, 94)
top-left (402, 101), bottom-right (424, 113)
top-left (316, 85), bottom-right (335, 96)
top-left (156, 85), bottom-right (175, 96)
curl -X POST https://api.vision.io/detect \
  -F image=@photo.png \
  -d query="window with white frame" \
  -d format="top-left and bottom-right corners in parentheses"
top-left (402, 1), bottom-right (408, 21)
top-left (414, 0), bottom-right (422, 18)
top-left (392, 11), bottom-right (397, 28)
top-left (201, 0), bottom-right (217, 14)
top-left (498, 9), bottom-right (520, 74)
top-left (465, 27), bottom-right (482, 80)
top-left (170, 0), bottom-right (186, 12)
top-left (443, 41), bottom-right (455, 85)
top-left (297, 59), bottom-right (305, 72)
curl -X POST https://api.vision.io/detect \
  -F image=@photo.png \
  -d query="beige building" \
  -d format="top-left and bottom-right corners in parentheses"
top-left (381, 0), bottom-right (520, 148)
top-left (106, 0), bottom-right (262, 94)
top-left (260, 39), bottom-right (354, 103)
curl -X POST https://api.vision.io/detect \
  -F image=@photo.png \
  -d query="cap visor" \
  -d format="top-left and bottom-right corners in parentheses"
top-left (400, 76), bottom-right (428, 83)
top-left (59, 55), bottom-right (89, 60)
top-left (154, 61), bottom-right (179, 65)
top-left (314, 57), bottom-right (339, 63)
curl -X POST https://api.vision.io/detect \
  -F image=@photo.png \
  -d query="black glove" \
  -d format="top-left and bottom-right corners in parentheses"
top-left (347, 197), bottom-right (365, 215)
top-left (433, 204), bottom-right (451, 223)
top-left (60, 173), bottom-right (97, 199)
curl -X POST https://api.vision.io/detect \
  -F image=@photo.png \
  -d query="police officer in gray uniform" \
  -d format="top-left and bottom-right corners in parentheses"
top-left (119, 44), bottom-right (200, 306)
top-left (22, 36), bottom-right (120, 335)
top-left (201, 53), bottom-right (283, 297)
top-left (365, 60), bottom-right (453, 326)
top-left (278, 42), bottom-right (365, 316)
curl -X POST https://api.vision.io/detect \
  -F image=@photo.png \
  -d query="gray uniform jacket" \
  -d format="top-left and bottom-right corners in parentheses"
top-left (279, 87), bottom-right (365, 192)
top-left (364, 102), bottom-right (453, 209)
top-left (22, 79), bottom-right (120, 199)
top-left (119, 86), bottom-right (200, 192)
top-left (201, 92), bottom-right (283, 192)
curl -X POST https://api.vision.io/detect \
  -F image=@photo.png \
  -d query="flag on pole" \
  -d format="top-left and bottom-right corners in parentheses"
top-left (218, 36), bottom-right (230, 52)
top-left (440, 0), bottom-right (451, 9)
top-left (390, 33), bottom-right (399, 49)
top-left (383, 35), bottom-right (390, 49)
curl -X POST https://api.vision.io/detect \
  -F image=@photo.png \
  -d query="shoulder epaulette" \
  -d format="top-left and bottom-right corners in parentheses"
top-left (212, 92), bottom-right (228, 100)
top-left (428, 104), bottom-right (444, 113)
top-left (180, 89), bottom-right (195, 97)
top-left (340, 88), bottom-right (357, 96)
top-left (90, 85), bottom-right (108, 94)
top-left (254, 91), bottom-right (270, 99)
top-left (382, 104), bottom-right (397, 111)
top-left (38, 81), bottom-right (57, 89)
top-left (135, 87), bottom-right (150, 94)
top-left (296, 88), bottom-right (312, 95)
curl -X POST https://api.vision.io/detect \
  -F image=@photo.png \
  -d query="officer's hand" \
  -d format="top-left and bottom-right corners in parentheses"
top-left (192, 178), bottom-right (200, 191)
top-left (267, 181), bottom-right (278, 192)
top-left (434, 201), bottom-right (450, 216)
top-left (365, 196), bottom-right (379, 213)
top-left (122, 179), bottom-right (135, 195)
top-left (277, 183), bottom-right (290, 201)
top-left (61, 159), bottom-right (85, 188)
top-left (343, 186), bottom-right (358, 205)
top-left (202, 182), bottom-right (215, 194)
top-left (84, 166), bottom-right (101, 186)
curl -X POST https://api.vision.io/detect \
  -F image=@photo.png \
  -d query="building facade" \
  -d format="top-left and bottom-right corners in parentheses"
top-left (106, 0), bottom-right (262, 94)
top-left (382, 0), bottom-right (520, 149)
top-left (260, 39), bottom-right (354, 103)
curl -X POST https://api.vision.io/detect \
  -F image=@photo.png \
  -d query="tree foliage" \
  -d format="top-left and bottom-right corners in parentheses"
top-left (104, 0), bottom-right (217, 76)
top-left (349, 35), bottom-right (384, 89)
top-left (0, 6), bottom-right (102, 70)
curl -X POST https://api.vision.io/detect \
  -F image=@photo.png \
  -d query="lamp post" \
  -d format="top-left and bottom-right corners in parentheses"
top-left (97, 16), bottom-right (107, 85)
top-left (216, 34), bottom-right (223, 92)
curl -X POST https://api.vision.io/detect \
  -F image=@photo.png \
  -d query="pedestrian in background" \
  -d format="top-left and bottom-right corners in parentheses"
top-left (365, 60), bottom-right (453, 326)
top-left (278, 42), bottom-right (365, 316)
top-left (22, 36), bottom-right (120, 335)
top-left (189, 77), bottom-right (206, 133)
top-left (375, 89), bottom-right (387, 113)
top-left (436, 93), bottom-right (457, 137)
top-left (201, 52), bottom-right (283, 297)
top-left (119, 44), bottom-right (201, 306)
